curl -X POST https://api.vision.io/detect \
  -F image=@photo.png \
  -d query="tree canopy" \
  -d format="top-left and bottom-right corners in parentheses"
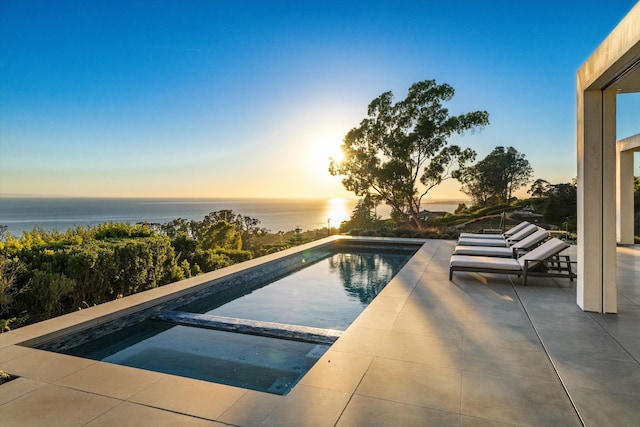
top-left (527, 179), bottom-right (577, 227)
top-left (459, 146), bottom-right (533, 206)
top-left (329, 80), bottom-right (489, 229)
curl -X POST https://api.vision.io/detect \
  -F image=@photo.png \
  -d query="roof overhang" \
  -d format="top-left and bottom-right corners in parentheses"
top-left (577, 2), bottom-right (640, 92)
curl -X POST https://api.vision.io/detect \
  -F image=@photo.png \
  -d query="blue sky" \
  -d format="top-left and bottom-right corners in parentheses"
top-left (1, 0), bottom-right (638, 199)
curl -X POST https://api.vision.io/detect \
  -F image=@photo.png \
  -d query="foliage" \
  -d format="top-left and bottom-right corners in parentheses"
top-left (459, 146), bottom-right (533, 206)
top-left (330, 80), bottom-right (488, 229)
top-left (527, 179), bottom-right (577, 228)
top-left (0, 209), bottom-right (324, 330)
top-left (0, 369), bottom-right (17, 385)
top-left (0, 256), bottom-right (22, 315)
top-left (21, 271), bottom-right (75, 319)
top-left (201, 220), bottom-right (243, 251)
top-left (340, 196), bottom-right (379, 232)
top-left (92, 222), bottom-right (155, 239)
top-left (287, 227), bottom-right (305, 246)
top-left (528, 178), bottom-right (551, 198)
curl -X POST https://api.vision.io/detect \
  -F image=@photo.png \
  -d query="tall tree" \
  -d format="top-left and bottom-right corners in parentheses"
top-left (460, 146), bottom-right (533, 206)
top-left (329, 80), bottom-right (489, 229)
top-left (528, 178), bottom-right (552, 198)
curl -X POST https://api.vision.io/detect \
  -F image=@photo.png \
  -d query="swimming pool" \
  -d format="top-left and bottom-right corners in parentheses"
top-left (33, 241), bottom-right (419, 395)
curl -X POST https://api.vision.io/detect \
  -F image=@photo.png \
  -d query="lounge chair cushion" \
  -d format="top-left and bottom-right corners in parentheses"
top-left (457, 224), bottom-right (538, 247)
top-left (517, 238), bottom-right (568, 269)
top-left (458, 232), bottom-right (505, 239)
top-left (452, 246), bottom-right (514, 257)
top-left (456, 237), bottom-right (509, 247)
top-left (504, 224), bottom-right (538, 244)
top-left (449, 255), bottom-right (521, 271)
top-left (459, 221), bottom-right (531, 240)
top-left (510, 229), bottom-right (549, 250)
top-left (453, 229), bottom-right (550, 257)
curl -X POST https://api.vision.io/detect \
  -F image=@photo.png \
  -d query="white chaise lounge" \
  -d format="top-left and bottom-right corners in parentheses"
top-left (457, 223), bottom-right (538, 247)
top-left (449, 238), bottom-right (576, 285)
top-left (458, 220), bottom-right (531, 240)
top-left (453, 229), bottom-right (550, 258)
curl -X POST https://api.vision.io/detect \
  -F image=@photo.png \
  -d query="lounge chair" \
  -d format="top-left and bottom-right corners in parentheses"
top-left (453, 229), bottom-right (550, 258)
top-left (458, 221), bottom-right (531, 240)
top-left (449, 238), bottom-right (576, 285)
top-left (457, 223), bottom-right (538, 247)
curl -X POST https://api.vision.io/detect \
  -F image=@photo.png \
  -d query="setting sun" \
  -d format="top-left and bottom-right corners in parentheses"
top-left (308, 131), bottom-right (345, 177)
top-left (324, 198), bottom-right (352, 229)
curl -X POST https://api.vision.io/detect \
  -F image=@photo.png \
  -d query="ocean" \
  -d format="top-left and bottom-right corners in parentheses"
top-left (0, 197), bottom-right (463, 236)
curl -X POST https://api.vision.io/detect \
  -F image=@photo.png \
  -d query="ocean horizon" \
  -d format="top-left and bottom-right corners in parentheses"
top-left (0, 196), bottom-right (465, 237)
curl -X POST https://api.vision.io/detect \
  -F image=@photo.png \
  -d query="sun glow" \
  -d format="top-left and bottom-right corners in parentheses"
top-left (324, 198), bottom-right (353, 229)
top-left (309, 132), bottom-right (344, 177)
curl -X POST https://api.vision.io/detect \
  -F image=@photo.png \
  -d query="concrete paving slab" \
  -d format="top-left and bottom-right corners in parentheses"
top-left (463, 321), bottom-right (542, 351)
top-left (85, 401), bottom-right (218, 427)
top-left (218, 390), bottom-right (282, 427)
top-left (0, 331), bottom-right (30, 348)
top-left (568, 386), bottom-right (640, 427)
top-left (336, 394), bottom-right (460, 427)
top-left (460, 415), bottom-right (522, 426)
top-left (356, 357), bottom-right (461, 413)
top-left (541, 330), bottom-right (636, 362)
top-left (0, 384), bottom-right (120, 426)
top-left (0, 377), bottom-right (45, 406)
top-left (298, 349), bottom-right (373, 393)
top-left (259, 385), bottom-right (351, 427)
top-left (392, 305), bottom-right (465, 340)
top-left (461, 341), bottom-right (558, 383)
top-left (54, 361), bottom-right (164, 400)
top-left (376, 330), bottom-right (462, 369)
top-left (0, 349), bottom-right (96, 383)
top-left (553, 355), bottom-right (640, 395)
top-left (329, 326), bottom-right (388, 356)
top-left (364, 294), bottom-right (409, 313)
top-left (0, 343), bottom-right (36, 363)
top-left (461, 370), bottom-right (581, 426)
top-left (349, 307), bottom-right (398, 331)
top-left (128, 375), bottom-right (247, 420)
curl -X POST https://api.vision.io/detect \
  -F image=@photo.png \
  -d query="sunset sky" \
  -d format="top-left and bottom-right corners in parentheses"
top-left (1, 0), bottom-right (638, 200)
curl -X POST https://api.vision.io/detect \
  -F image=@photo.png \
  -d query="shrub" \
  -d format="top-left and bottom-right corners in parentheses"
top-left (20, 270), bottom-right (75, 319)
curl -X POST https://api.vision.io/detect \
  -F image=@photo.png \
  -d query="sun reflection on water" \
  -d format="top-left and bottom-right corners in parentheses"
top-left (324, 198), bottom-right (354, 229)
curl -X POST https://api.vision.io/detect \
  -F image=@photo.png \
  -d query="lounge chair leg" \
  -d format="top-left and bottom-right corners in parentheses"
top-left (449, 268), bottom-right (453, 281)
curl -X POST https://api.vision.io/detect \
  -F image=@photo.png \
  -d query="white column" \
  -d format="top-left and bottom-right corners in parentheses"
top-left (603, 89), bottom-right (617, 313)
top-left (617, 134), bottom-right (640, 245)
top-left (617, 147), bottom-right (635, 244)
top-left (577, 89), bottom-right (617, 313)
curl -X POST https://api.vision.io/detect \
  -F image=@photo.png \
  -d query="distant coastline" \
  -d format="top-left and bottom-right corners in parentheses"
top-left (0, 194), bottom-right (469, 203)
top-left (0, 197), bottom-right (467, 237)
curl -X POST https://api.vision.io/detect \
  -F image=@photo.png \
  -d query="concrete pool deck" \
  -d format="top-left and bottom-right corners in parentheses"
top-left (1, 237), bottom-right (639, 426)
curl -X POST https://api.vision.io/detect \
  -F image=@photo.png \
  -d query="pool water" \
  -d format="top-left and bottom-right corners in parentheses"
top-left (59, 246), bottom-right (417, 395)
top-left (178, 249), bottom-right (411, 330)
top-left (69, 321), bottom-right (327, 394)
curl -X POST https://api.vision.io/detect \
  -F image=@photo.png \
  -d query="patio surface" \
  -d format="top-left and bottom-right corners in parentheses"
top-left (1, 238), bottom-right (639, 426)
